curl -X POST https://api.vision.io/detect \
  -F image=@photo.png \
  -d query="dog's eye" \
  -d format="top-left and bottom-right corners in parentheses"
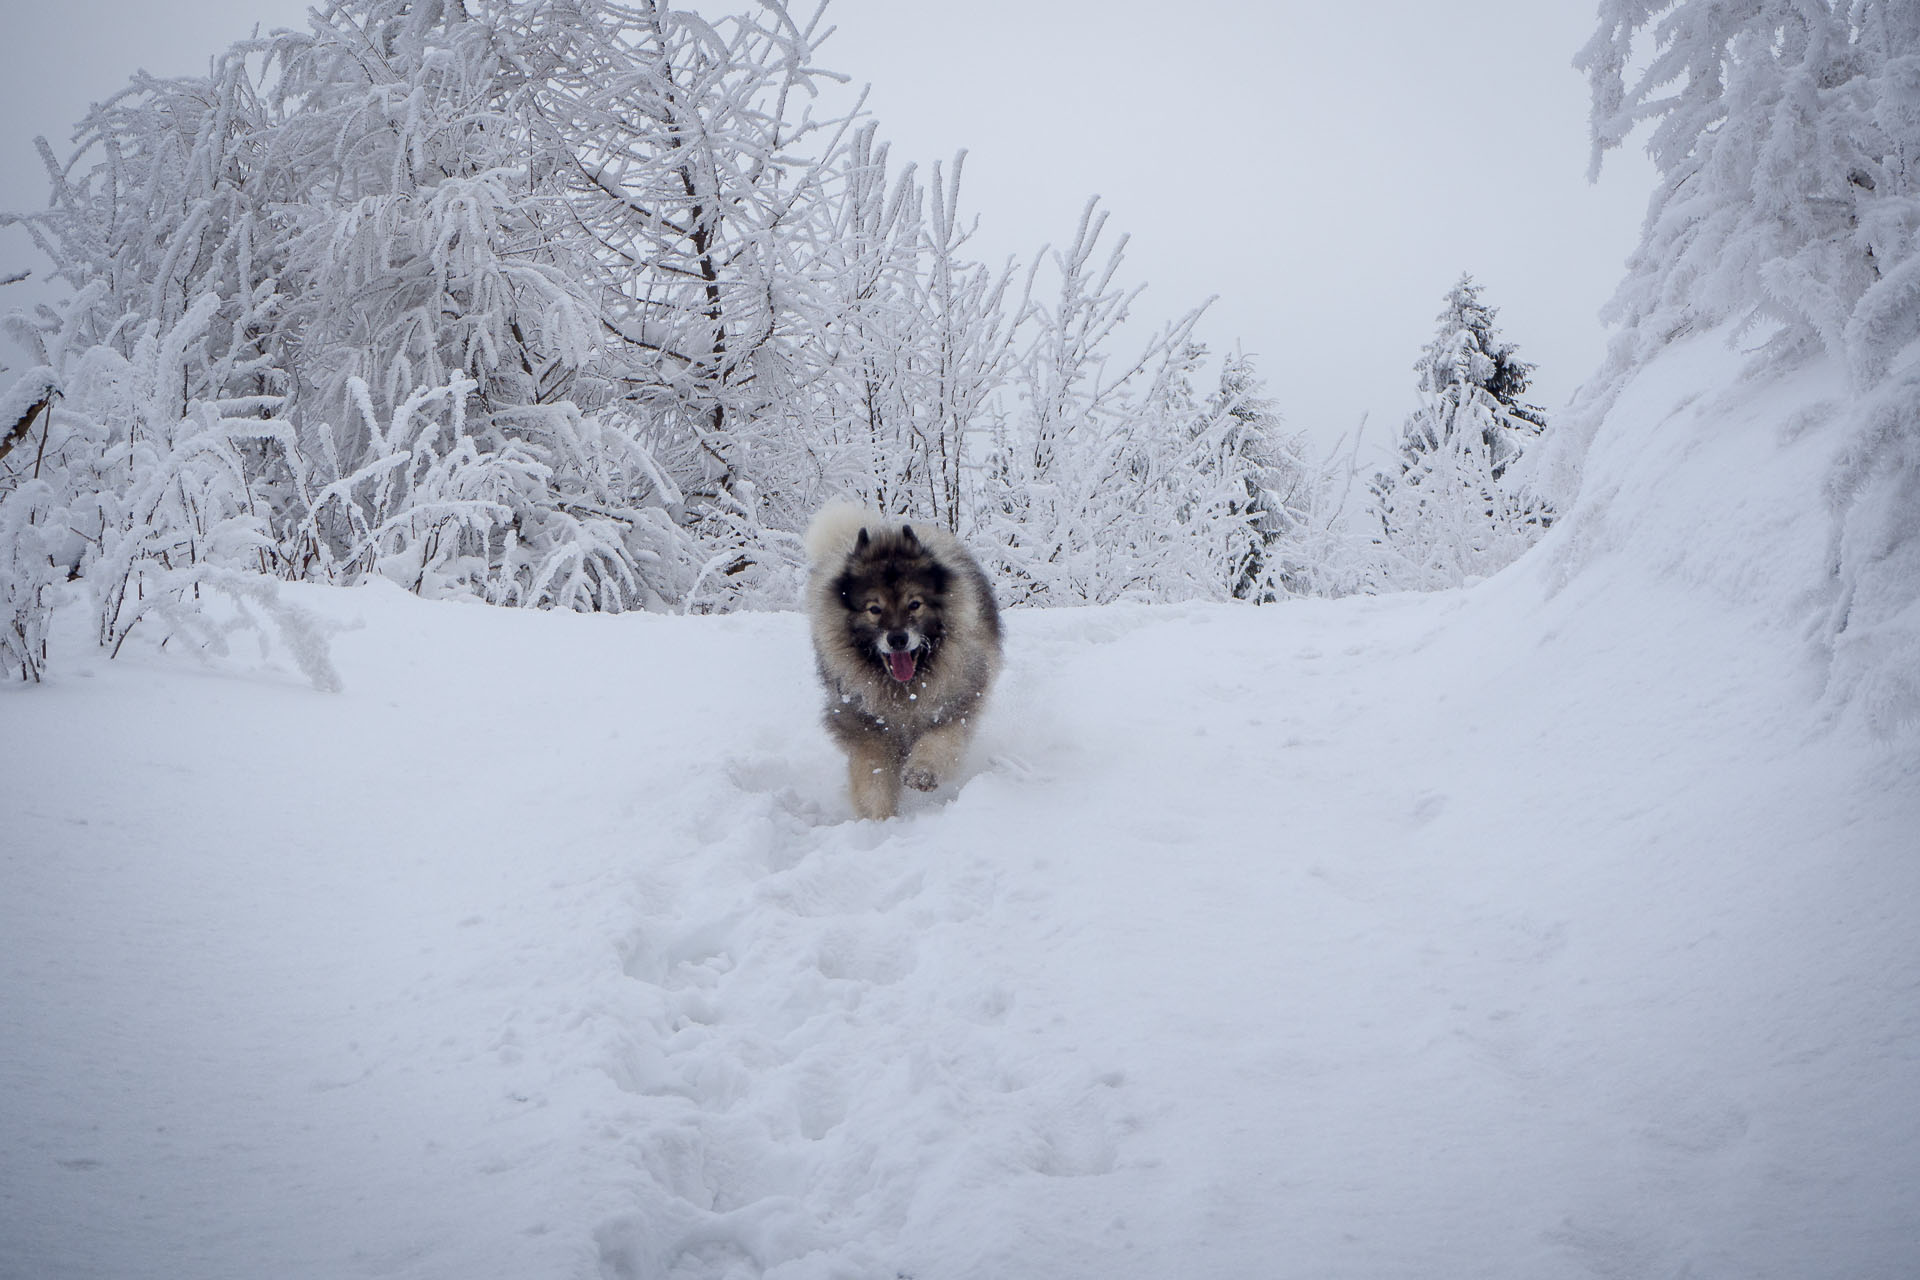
top-left (907, 599), bottom-right (922, 612)
top-left (865, 604), bottom-right (882, 617)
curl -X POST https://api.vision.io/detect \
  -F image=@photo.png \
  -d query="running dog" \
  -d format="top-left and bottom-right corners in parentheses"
top-left (803, 503), bottom-right (1002, 820)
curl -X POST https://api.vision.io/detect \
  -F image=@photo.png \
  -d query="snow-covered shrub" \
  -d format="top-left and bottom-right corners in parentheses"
top-left (0, 364), bottom-right (64, 680)
top-left (1367, 424), bottom-right (1542, 591)
top-left (1283, 432), bottom-right (1388, 601)
top-left (74, 297), bottom-right (339, 688)
top-left (970, 203), bottom-right (1253, 604)
top-left (0, 478), bottom-right (67, 682)
top-left (0, 287), bottom-right (340, 687)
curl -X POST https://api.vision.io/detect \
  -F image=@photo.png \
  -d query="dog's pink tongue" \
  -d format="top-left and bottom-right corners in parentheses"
top-left (886, 650), bottom-right (917, 683)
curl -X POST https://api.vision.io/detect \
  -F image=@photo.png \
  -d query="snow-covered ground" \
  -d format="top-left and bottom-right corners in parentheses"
top-left (5, 337), bottom-right (1918, 1279)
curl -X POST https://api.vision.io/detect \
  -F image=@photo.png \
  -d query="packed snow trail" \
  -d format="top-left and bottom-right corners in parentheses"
top-left (5, 337), bottom-right (1919, 1278)
top-left (5, 573), bottom-right (1915, 1280)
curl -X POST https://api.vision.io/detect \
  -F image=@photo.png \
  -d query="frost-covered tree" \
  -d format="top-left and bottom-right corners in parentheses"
top-left (1397, 274), bottom-right (1547, 481)
top-left (2, 0), bottom-right (888, 631)
top-left (524, 0), bottom-right (860, 544)
top-left (1207, 353), bottom-right (1315, 602)
top-left (3, 0), bottom-right (1344, 680)
top-left (1576, 0), bottom-right (1920, 386)
top-left (1368, 275), bottom-right (1551, 589)
top-left (5, 0), bottom-right (726, 615)
top-left (971, 201), bottom-right (1230, 604)
top-left (807, 139), bottom-right (1023, 534)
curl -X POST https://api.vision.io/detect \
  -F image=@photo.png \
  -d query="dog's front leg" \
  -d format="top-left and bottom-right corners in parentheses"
top-left (901, 719), bottom-right (972, 793)
top-left (846, 736), bottom-right (903, 820)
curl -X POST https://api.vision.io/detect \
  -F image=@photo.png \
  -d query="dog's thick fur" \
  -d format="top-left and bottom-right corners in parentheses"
top-left (804, 503), bottom-right (1002, 820)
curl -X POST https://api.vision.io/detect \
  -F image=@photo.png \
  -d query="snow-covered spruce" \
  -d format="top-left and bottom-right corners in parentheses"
top-left (1365, 273), bottom-right (1553, 591)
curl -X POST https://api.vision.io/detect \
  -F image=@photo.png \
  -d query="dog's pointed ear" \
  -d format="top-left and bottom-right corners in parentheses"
top-left (900, 524), bottom-right (919, 547)
top-left (855, 527), bottom-right (870, 551)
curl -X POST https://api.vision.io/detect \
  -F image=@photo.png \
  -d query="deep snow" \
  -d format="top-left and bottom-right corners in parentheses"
top-left (4, 336), bottom-right (1918, 1279)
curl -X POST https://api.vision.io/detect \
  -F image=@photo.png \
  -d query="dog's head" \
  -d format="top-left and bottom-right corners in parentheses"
top-left (832, 524), bottom-right (952, 684)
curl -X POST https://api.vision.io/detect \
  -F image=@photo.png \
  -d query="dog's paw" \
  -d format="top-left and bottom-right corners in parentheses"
top-left (902, 765), bottom-right (940, 792)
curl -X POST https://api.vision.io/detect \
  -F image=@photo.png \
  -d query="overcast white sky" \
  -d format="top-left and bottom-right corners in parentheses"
top-left (0, 0), bottom-right (1655, 454)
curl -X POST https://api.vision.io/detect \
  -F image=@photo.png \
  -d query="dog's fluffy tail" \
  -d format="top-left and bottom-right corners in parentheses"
top-left (804, 500), bottom-right (887, 567)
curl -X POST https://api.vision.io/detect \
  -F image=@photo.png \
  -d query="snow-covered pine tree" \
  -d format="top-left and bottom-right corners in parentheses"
top-left (1398, 273), bottom-right (1547, 481)
top-left (1207, 353), bottom-right (1315, 602)
top-left (1575, 0), bottom-right (1920, 388)
top-left (1368, 274), bottom-right (1552, 590)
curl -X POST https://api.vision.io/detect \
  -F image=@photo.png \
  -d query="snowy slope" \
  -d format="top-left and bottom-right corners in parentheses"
top-left (4, 337), bottom-right (1918, 1280)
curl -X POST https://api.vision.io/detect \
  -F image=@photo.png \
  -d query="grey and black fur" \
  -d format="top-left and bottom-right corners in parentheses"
top-left (804, 503), bottom-right (1002, 820)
